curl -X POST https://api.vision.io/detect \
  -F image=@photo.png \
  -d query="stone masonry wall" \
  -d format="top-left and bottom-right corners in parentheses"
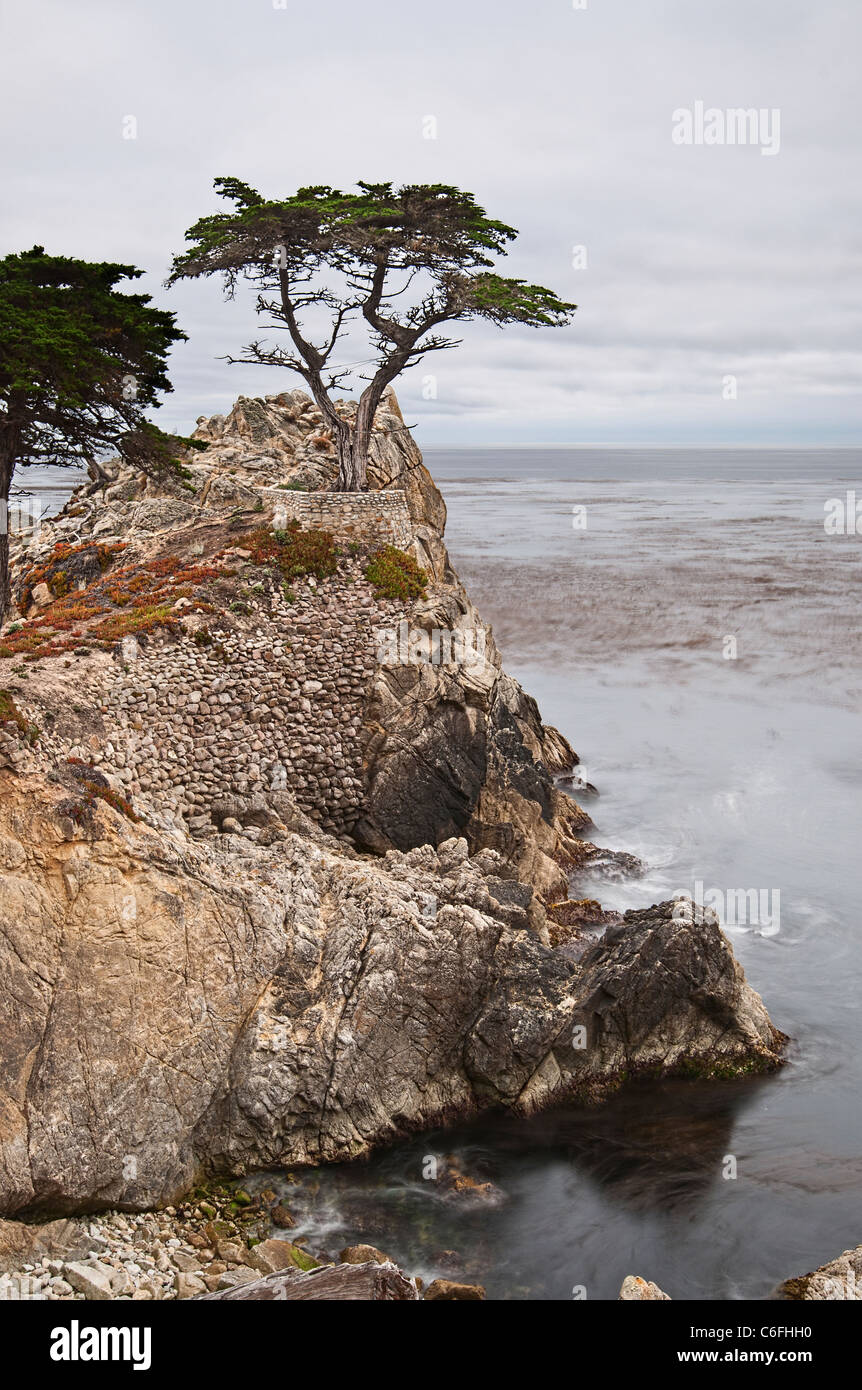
top-left (101, 555), bottom-right (405, 838)
top-left (11, 492), bottom-right (425, 842)
top-left (264, 489), bottom-right (412, 549)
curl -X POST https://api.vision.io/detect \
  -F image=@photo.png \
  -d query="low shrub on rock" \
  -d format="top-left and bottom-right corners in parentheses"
top-left (60, 757), bottom-right (140, 824)
top-left (243, 522), bottom-right (338, 583)
top-left (0, 689), bottom-right (40, 743)
top-left (364, 546), bottom-right (427, 601)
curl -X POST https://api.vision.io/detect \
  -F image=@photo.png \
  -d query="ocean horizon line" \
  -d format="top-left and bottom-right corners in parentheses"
top-left (421, 441), bottom-right (862, 451)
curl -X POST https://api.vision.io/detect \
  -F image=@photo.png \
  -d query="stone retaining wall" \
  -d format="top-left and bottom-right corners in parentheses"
top-left (17, 493), bottom-right (418, 840)
top-left (101, 557), bottom-right (397, 837)
top-left (264, 489), bottom-right (412, 549)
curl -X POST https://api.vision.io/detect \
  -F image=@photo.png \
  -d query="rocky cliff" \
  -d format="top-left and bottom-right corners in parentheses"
top-left (5, 388), bottom-right (587, 897)
top-left (0, 390), bottom-right (784, 1216)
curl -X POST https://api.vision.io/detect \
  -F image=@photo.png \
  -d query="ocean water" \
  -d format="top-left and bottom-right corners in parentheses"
top-left (247, 447), bottom-right (862, 1300)
top-left (25, 448), bottom-right (862, 1299)
top-left (10, 464), bottom-right (87, 521)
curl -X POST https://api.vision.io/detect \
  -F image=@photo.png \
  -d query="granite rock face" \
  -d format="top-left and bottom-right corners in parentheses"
top-left (0, 390), bottom-right (784, 1217)
top-left (0, 1216), bottom-right (91, 1272)
top-left (5, 388), bottom-right (587, 896)
top-left (354, 657), bottom-right (590, 899)
top-left (777, 1244), bottom-right (862, 1300)
top-left (0, 766), bottom-right (782, 1216)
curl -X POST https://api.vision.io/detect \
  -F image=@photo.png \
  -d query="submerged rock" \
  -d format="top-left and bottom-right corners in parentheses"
top-left (437, 1155), bottom-right (506, 1206)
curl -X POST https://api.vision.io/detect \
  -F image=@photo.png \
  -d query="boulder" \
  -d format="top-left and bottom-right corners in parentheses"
top-left (339, 1244), bottom-right (392, 1266)
top-left (424, 1279), bottom-right (486, 1301)
top-left (65, 1261), bottom-right (115, 1300)
top-left (29, 582), bottom-right (53, 609)
top-left (619, 1275), bottom-right (671, 1300)
top-left (175, 1272), bottom-right (207, 1299)
top-left (247, 1238), bottom-right (316, 1275)
top-left (777, 1244), bottom-right (862, 1300)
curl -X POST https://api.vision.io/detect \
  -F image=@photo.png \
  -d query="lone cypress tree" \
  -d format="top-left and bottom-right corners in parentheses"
top-left (169, 179), bottom-right (577, 491)
top-left (0, 246), bottom-right (185, 623)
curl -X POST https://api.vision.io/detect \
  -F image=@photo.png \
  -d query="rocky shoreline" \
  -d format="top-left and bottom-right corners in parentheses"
top-left (0, 388), bottom-right (788, 1293)
top-left (0, 1179), bottom-right (486, 1301)
top-left (3, 1186), bottom-right (858, 1300)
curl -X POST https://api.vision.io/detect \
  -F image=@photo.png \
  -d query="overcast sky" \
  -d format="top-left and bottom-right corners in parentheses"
top-left (2, 0), bottom-right (860, 445)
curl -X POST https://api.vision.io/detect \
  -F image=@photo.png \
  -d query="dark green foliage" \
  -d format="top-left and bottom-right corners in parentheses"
top-left (0, 246), bottom-right (185, 619)
top-left (172, 179), bottom-right (536, 284)
top-left (118, 422), bottom-right (206, 489)
top-left (169, 177), bottom-right (576, 334)
top-left (168, 179), bottom-right (577, 491)
top-left (0, 246), bottom-right (185, 467)
top-left (244, 522), bottom-right (338, 583)
top-left (365, 546), bottom-right (428, 601)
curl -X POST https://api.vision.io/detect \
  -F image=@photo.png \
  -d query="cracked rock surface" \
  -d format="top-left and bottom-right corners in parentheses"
top-left (0, 772), bottom-right (782, 1216)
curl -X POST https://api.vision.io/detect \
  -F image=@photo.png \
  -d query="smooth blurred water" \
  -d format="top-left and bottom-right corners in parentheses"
top-left (10, 464), bottom-right (86, 520)
top-left (250, 446), bottom-right (862, 1300)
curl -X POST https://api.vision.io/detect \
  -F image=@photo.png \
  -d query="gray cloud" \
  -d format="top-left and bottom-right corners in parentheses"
top-left (2, 0), bottom-right (859, 444)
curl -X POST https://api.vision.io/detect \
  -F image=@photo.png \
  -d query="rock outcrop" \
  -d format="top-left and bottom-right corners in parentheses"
top-left (0, 389), bottom-right (784, 1218)
top-left (619, 1244), bottom-right (862, 1302)
top-left (4, 388), bottom-right (586, 897)
top-left (0, 1215), bottom-right (91, 1272)
top-left (0, 761), bottom-right (782, 1215)
top-left (619, 1275), bottom-right (671, 1300)
top-left (777, 1244), bottom-right (862, 1300)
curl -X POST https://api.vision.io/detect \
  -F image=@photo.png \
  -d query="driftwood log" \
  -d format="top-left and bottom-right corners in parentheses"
top-left (199, 1262), bottom-right (419, 1301)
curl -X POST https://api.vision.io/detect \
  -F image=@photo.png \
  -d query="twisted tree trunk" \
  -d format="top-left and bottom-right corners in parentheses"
top-left (334, 400), bottom-right (375, 493)
top-left (334, 434), bottom-right (367, 492)
top-left (334, 373), bottom-right (401, 492)
top-left (0, 447), bottom-right (14, 628)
